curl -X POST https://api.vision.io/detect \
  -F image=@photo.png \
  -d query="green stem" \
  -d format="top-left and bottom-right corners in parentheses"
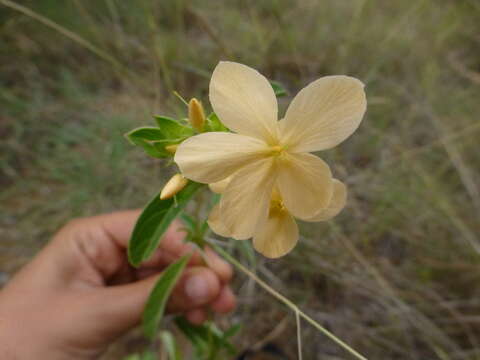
top-left (208, 241), bottom-right (368, 360)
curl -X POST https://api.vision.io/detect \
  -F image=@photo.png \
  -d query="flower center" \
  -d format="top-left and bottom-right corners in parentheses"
top-left (270, 198), bottom-right (286, 212)
top-left (269, 145), bottom-right (285, 157)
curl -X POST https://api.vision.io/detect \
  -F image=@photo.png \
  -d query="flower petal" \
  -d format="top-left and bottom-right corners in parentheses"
top-left (276, 152), bottom-right (333, 219)
top-left (175, 132), bottom-right (268, 183)
top-left (280, 76), bottom-right (366, 152)
top-left (304, 179), bottom-right (347, 222)
top-left (253, 207), bottom-right (299, 258)
top-left (220, 157), bottom-right (275, 240)
top-left (207, 204), bottom-right (232, 238)
top-left (209, 177), bottom-right (231, 194)
top-left (209, 61), bottom-right (279, 143)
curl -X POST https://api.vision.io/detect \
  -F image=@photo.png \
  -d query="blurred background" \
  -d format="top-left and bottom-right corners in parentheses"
top-left (1, 0), bottom-right (479, 359)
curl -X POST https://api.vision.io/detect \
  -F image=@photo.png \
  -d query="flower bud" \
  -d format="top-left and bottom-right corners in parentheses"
top-left (188, 98), bottom-right (205, 132)
top-left (165, 144), bottom-right (178, 154)
top-left (160, 174), bottom-right (188, 200)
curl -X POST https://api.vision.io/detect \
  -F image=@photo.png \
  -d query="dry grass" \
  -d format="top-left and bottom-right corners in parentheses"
top-left (1, 0), bottom-right (480, 359)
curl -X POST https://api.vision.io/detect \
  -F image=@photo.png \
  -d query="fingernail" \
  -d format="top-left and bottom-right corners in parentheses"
top-left (185, 275), bottom-right (210, 302)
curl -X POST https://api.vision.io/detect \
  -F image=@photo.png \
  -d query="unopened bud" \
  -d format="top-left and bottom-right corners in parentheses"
top-left (160, 174), bottom-right (188, 200)
top-left (188, 98), bottom-right (205, 132)
top-left (165, 144), bottom-right (178, 154)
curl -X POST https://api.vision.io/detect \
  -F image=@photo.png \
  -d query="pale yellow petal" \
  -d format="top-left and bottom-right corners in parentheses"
top-left (276, 152), bottom-right (333, 219)
top-left (220, 157), bottom-right (275, 240)
top-left (174, 132), bottom-right (268, 183)
top-left (209, 61), bottom-right (279, 143)
top-left (209, 177), bottom-right (231, 194)
top-left (207, 204), bottom-right (232, 238)
top-left (304, 179), bottom-right (347, 222)
top-left (280, 76), bottom-right (366, 152)
top-left (253, 207), bottom-right (299, 258)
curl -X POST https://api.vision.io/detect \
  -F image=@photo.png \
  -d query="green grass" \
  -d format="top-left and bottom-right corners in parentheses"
top-left (1, 0), bottom-right (480, 359)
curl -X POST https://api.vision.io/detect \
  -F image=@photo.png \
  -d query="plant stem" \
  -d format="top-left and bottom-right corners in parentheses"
top-left (295, 309), bottom-right (303, 360)
top-left (208, 241), bottom-right (368, 360)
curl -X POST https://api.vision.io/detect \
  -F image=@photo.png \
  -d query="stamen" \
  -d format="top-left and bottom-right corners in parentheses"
top-left (270, 145), bottom-right (285, 156)
top-left (270, 198), bottom-right (286, 212)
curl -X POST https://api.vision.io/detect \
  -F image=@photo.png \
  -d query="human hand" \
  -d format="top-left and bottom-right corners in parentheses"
top-left (0, 210), bottom-right (235, 360)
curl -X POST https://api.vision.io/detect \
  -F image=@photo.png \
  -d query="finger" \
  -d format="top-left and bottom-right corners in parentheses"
top-left (73, 209), bottom-right (183, 252)
top-left (43, 210), bottom-right (142, 284)
top-left (79, 209), bottom-right (142, 248)
top-left (185, 309), bottom-right (207, 325)
top-left (167, 267), bottom-right (220, 312)
top-left (49, 211), bottom-right (192, 283)
top-left (203, 247), bottom-right (233, 284)
top-left (138, 246), bottom-right (232, 283)
top-left (210, 286), bottom-right (236, 314)
top-left (89, 266), bottom-right (221, 333)
top-left (4, 211), bottom-right (141, 290)
top-left (138, 222), bottom-right (200, 268)
top-left (56, 211), bottom-right (232, 286)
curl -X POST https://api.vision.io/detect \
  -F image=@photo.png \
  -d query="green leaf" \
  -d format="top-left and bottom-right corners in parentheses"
top-left (152, 138), bottom-right (184, 157)
top-left (174, 317), bottom-right (238, 357)
top-left (125, 121), bottom-right (191, 158)
top-left (175, 317), bottom-right (210, 353)
top-left (224, 323), bottom-right (242, 338)
top-left (126, 127), bottom-right (165, 142)
top-left (128, 182), bottom-right (204, 267)
top-left (205, 112), bottom-right (228, 132)
top-left (143, 255), bottom-right (191, 338)
top-left (142, 354), bottom-right (156, 360)
top-left (123, 355), bottom-right (140, 360)
top-left (270, 80), bottom-right (288, 97)
top-left (160, 331), bottom-right (182, 360)
top-left (123, 352), bottom-right (157, 360)
top-left (154, 115), bottom-right (194, 138)
top-left (125, 127), bottom-right (170, 158)
top-left (132, 139), bottom-right (168, 158)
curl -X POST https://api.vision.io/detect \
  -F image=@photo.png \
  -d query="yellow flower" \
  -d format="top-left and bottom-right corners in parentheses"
top-left (175, 61), bottom-right (366, 257)
top-left (207, 178), bottom-right (347, 258)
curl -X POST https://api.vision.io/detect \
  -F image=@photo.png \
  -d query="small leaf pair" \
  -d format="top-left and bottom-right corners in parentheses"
top-left (126, 116), bottom-right (194, 158)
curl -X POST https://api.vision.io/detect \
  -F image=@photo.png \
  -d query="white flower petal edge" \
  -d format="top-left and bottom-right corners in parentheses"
top-left (276, 152), bottom-right (333, 220)
top-left (209, 61), bottom-right (279, 143)
top-left (219, 157), bottom-right (276, 240)
top-left (280, 75), bottom-right (366, 153)
top-left (304, 179), bottom-right (347, 222)
top-left (253, 208), bottom-right (299, 258)
top-left (209, 176), bottom-right (231, 194)
top-left (174, 132), bottom-right (268, 183)
top-left (207, 204), bottom-right (232, 237)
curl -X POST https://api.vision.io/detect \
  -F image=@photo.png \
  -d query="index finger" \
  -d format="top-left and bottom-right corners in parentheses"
top-left (99, 210), bottom-right (233, 283)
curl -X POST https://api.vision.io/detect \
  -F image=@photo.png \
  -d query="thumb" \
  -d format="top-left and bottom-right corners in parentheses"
top-left (85, 266), bottom-right (221, 337)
